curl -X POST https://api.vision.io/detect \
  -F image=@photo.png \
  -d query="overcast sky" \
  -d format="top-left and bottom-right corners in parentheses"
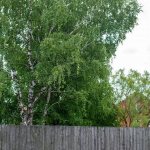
top-left (111, 0), bottom-right (150, 73)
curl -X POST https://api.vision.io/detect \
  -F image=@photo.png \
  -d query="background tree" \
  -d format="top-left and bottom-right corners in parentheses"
top-left (112, 69), bottom-right (150, 127)
top-left (0, 0), bottom-right (140, 125)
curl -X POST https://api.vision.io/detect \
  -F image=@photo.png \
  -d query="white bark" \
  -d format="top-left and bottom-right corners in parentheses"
top-left (42, 87), bottom-right (51, 124)
top-left (11, 70), bottom-right (28, 125)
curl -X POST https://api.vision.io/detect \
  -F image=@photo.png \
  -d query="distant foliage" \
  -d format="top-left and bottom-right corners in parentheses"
top-left (112, 69), bottom-right (150, 127)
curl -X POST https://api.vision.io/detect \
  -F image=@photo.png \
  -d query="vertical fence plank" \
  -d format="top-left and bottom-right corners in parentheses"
top-left (148, 128), bottom-right (150, 150)
top-left (97, 127), bottom-right (101, 150)
top-left (142, 128), bottom-right (145, 150)
top-left (87, 126), bottom-right (93, 150)
top-left (145, 127), bottom-right (147, 150)
top-left (140, 128), bottom-right (144, 150)
top-left (136, 128), bottom-right (139, 150)
top-left (125, 128), bottom-right (128, 150)
top-left (79, 126), bottom-right (84, 150)
top-left (18, 126), bottom-right (27, 150)
top-left (2, 125), bottom-right (8, 150)
top-left (9, 126), bottom-right (16, 150)
top-left (83, 127), bottom-right (88, 150)
top-left (93, 127), bottom-right (97, 150)
top-left (67, 126), bottom-right (74, 150)
top-left (44, 126), bottom-right (54, 150)
top-left (105, 128), bottom-right (111, 150)
top-left (109, 127), bottom-right (114, 150)
top-left (99, 127), bottom-right (105, 150)
top-left (116, 128), bottom-right (120, 150)
top-left (129, 128), bottom-right (134, 150)
top-left (0, 126), bottom-right (1, 149)
top-left (109, 127), bottom-right (118, 150)
top-left (138, 128), bottom-right (143, 150)
top-left (91, 127), bottom-right (95, 150)
top-left (61, 126), bottom-right (66, 150)
top-left (54, 126), bottom-right (60, 150)
top-left (145, 127), bottom-right (150, 150)
top-left (119, 128), bottom-right (123, 150)
top-left (74, 126), bottom-right (80, 150)
top-left (30, 126), bottom-right (44, 150)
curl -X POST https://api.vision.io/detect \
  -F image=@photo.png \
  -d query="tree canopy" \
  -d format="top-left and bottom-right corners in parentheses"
top-left (0, 0), bottom-right (140, 125)
top-left (112, 69), bottom-right (150, 127)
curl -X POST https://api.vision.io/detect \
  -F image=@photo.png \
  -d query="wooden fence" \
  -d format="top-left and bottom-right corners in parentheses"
top-left (0, 125), bottom-right (150, 150)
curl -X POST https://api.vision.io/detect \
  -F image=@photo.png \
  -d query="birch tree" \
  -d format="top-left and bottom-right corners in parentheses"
top-left (0, 0), bottom-right (140, 125)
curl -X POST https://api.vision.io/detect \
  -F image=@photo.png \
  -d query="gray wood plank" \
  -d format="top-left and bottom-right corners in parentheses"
top-left (44, 125), bottom-right (55, 150)
top-left (99, 127), bottom-right (105, 150)
top-left (1, 125), bottom-right (7, 150)
top-left (104, 127), bottom-right (110, 150)
top-left (61, 126), bottom-right (66, 150)
top-left (74, 126), bottom-right (80, 150)
top-left (0, 126), bottom-right (1, 150)
top-left (9, 125), bottom-right (16, 150)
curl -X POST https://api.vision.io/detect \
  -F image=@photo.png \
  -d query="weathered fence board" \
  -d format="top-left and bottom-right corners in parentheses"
top-left (0, 125), bottom-right (150, 150)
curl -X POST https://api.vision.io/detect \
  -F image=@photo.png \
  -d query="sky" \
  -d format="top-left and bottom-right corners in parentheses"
top-left (111, 0), bottom-right (150, 73)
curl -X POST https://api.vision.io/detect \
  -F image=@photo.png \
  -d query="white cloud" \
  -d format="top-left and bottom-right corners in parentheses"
top-left (111, 0), bottom-right (150, 73)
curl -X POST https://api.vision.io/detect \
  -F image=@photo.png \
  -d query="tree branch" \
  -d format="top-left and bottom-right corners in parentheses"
top-left (33, 87), bottom-right (47, 105)
top-left (42, 86), bottom-right (51, 124)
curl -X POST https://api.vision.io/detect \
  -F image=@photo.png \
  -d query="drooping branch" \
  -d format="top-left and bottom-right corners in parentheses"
top-left (48, 96), bottom-right (63, 110)
top-left (33, 87), bottom-right (47, 106)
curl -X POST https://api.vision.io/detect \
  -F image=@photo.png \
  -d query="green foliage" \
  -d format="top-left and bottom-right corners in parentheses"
top-left (112, 69), bottom-right (150, 127)
top-left (0, 68), bottom-right (20, 124)
top-left (0, 0), bottom-right (140, 125)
